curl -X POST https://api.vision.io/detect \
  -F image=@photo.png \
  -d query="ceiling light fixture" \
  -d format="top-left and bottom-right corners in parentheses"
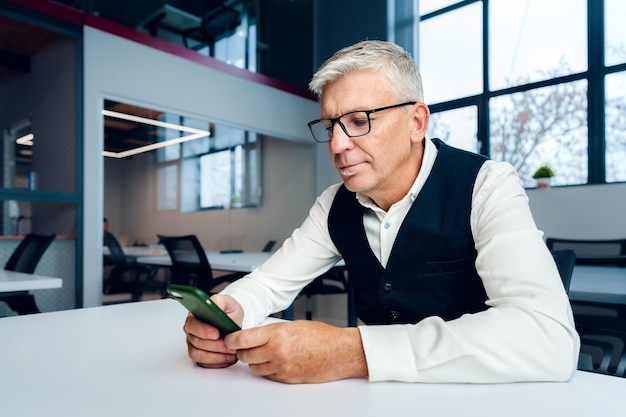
top-left (102, 131), bottom-right (210, 159)
top-left (101, 109), bottom-right (211, 158)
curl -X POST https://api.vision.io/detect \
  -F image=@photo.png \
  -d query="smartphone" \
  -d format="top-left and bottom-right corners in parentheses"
top-left (167, 284), bottom-right (241, 336)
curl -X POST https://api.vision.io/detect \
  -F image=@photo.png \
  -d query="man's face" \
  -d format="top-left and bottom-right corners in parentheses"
top-left (320, 69), bottom-right (427, 208)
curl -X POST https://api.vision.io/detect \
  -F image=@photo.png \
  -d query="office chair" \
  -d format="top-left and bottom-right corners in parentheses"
top-left (546, 237), bottom-right (626, 265)
top-left (103, 232), bottom-right (153, 302)
top-left (574, 314), bottom-right (626, 377)
top-left (550, 249), bottom-right (577, 293)
top-left (157, 234), bottom-right (244, 295)
top-left (1, 233), bottom-right (56, 315)
top-left (549, 249), bottom-right (626, 376)
top-left (262, 240), bottom-right (277, 252)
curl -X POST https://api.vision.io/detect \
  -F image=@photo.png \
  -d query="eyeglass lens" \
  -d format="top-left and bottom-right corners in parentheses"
top-left (310, 111), bottom-right (370, 142)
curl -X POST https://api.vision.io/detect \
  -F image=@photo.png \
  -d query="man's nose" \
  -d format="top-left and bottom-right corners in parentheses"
top-left (328, 122), bottom-right (354, 153)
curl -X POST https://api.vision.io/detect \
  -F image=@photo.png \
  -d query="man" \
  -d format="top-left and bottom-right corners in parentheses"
top-left (183, 40), bottom-right (579, 384)
top-left (103, 217), bottom-right (114, 266)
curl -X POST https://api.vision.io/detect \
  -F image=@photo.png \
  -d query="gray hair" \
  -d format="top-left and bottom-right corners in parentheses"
top-left (308, 40), bottom-right (424, 102)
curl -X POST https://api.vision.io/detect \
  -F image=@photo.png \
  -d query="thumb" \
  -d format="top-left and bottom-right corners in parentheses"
top-left (210, 294), bottom-right (244, 326)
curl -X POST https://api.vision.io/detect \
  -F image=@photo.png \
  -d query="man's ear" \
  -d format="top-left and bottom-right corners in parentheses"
top-left (410, 102), bottom-right (430, 144)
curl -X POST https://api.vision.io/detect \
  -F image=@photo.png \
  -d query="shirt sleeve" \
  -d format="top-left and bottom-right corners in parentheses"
top-left (220, 184), bottom-right (343, 329)
top-left (359, 161), bottom-right (580, 383)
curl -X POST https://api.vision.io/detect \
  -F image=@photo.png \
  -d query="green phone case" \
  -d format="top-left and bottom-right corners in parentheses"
top-left (167, 284), bottom-right (241, 336)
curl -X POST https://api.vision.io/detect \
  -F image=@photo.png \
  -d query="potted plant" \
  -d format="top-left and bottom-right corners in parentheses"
top-left (532, 165), bottom-right (555, 189)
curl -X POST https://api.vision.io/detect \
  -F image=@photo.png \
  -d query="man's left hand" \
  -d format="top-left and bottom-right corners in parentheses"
top-left (224, 320), bottom-right (368, 383)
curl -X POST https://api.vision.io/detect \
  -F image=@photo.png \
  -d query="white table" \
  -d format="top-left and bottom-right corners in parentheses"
top-left (569, 265), bottom-right (626, 306)
top-left (103, 245), bottom-right (167, 257)
top-left (136, 251), bottom-right (272, 273)
top-left (0, 299), bottom-right (624, 417)
top-left (0, 269), bottom-right (62, 292)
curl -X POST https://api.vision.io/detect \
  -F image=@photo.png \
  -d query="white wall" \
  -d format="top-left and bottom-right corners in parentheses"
top-left (527, 182), bottom-right (626, 239)
top-left (84, 26), bottom-right (319, 307)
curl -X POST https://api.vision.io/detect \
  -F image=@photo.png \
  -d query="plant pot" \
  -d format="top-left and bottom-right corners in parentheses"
top-left (535, 177), bottom-right (552, 189)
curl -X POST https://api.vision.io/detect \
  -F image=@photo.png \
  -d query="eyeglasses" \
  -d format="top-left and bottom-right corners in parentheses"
top-left (307, 102), bottom-right (416, 143)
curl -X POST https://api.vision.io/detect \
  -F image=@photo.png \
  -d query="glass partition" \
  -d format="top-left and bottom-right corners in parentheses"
top-left (103, 100), bottom-right (263, 214)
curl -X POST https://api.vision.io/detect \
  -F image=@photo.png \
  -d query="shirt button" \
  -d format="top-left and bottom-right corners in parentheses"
top-left (383, 282), bottom-right (392, 292)
top-left (389, 310), bottom-right (398, 320)
top-left (383, 222), bottom-right (390, 229)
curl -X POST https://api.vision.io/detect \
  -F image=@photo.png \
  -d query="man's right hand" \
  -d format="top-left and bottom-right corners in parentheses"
top-left (183, 294), bottom-right (243, 368)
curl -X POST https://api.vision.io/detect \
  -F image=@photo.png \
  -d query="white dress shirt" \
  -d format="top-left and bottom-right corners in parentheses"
top-left (221, 138), bottom-right (580, 383)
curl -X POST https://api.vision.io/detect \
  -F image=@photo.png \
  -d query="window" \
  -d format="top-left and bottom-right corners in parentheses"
top-left (405, 0), bottom-right (626, 187)
top-left (489, 81), bottom-right (588, 187)
top-left (605, 71), bottom-right (626, 182)
top-left (427, 106), bottom-right (479, 153)
top-left (605, 0), bottom-right (626, 67)
top-left (175, 122), bottom-right (262, 213)
top-left (157, 165), bottom-right (178, 211)
top-left (193, 3), bottom-right (257, 73)
top-left (489, 0), bottom-right (587, 90)
top-left (419, 2), bottom-right (482, 104)
top-left (150, 114), bottom-right (262, 212)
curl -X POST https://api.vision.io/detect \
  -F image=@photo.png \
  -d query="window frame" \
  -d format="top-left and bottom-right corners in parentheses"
top-left (412, 0), bottom-right (626, 187)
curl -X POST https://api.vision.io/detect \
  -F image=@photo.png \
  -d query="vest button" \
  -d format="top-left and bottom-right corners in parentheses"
top-left (389, 310), bottom-right (398, 319)
top-left (383, 282), bottom-right (392, 292)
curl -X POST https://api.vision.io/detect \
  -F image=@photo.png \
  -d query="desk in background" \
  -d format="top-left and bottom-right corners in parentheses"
top-left (136, 251), bottom-right (272, 273)
top-left (0, 269), bottom-right (63, 316)
top-left (0, 299), bottom-right (624, 417)
top-left (0, 269), bottom-right (62, 293)
top-left (103, 245), bottom-right (167, 258)
top-left (569, 265), bottom-right (626, 307)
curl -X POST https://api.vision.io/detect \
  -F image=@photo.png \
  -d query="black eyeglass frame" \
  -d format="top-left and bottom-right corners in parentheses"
top-left (307, 101), bottom-right (417, 143)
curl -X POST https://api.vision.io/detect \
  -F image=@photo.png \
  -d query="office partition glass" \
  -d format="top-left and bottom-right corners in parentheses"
top-left (103, 100), bottom-right (263, 216)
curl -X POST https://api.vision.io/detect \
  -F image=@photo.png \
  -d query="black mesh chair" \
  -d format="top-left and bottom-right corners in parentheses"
top-left (103, 232), bottom-right (153, 302)
top-left (262, 240), bottom-right (277, 252)
top-left (551, 249), bottom-right (577, 293)
top-left (1, 233), bottom-right (56, 315)
top-left (546, 237), bottom-right (626, 266)
top-left (549, 248), bottom-right (626, 376)
top-left (157, 234), bottom-right (244, 295)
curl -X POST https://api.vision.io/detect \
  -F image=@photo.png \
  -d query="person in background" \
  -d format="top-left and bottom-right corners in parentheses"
top-left (182, 40), bottom-right (579, 384)
top-left (103, 217), bottom-right (114, 266)
top-left (103, 218), bottom-right (109, 242)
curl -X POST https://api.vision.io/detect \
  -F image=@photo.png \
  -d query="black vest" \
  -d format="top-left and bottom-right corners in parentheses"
top-left (328, 139), bottom-right (489, 325)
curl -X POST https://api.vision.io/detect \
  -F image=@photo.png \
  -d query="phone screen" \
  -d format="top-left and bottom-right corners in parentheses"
top-left (167, 284), bottom-right (241, 336)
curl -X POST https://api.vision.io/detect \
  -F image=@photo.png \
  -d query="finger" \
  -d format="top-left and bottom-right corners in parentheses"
top-left (187, 339), bottom-right (238, 368)
top-left (186, 332), bottom-right (236, 355)
top-left (224, 324), bottom-right (273, 351)
top-left (210, 294), bottom-right (244, 326)
top-left (184, 313), bottom-right (222, 340)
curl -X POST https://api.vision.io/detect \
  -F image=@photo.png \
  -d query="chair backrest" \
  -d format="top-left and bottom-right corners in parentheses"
top-left (262, 240), bottom-right (277, 252)
top-left (157, 234), bottom-right (213, 291)
top-left (4, 233), bottom-right (56, 274)
top-left (550, 249), bottom-right (577, 293)
top-left (546, 238), bottom-right (626, 257)
top-left (104, 232), bottom-right (128, 267)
